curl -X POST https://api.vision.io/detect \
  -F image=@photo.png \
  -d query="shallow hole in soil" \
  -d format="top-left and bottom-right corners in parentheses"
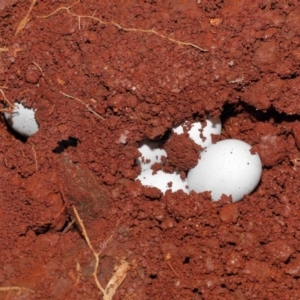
top-left (221, 102), bottom-right (300, 124)
top-left (183, 256), bottom-right (190, 264)
top-left (149, 274), bottom-right (157, 280)
top-left (53, 136), bottom-right (79, 154)
top-left (192, 288), bottom-right (201, 294)
top-left (5, 120), bottom-right (28, 143)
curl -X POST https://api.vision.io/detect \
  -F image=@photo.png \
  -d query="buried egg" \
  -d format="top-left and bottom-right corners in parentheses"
top-left (4, 103), bottom-right (39, 137)
top-left (187, 139), bottom-right (262, 202)
top-left (136, 139), bottom-right (167, 172)
top-left (173, 116), bottom-right (222, 148)
top-left (136, 169), bottom-right (188, 194)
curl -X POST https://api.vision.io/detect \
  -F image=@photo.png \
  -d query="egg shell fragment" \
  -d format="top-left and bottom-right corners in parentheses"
top-left (5, 103), bottom-right (39, 137)
top-left (136, 169), bottom-right (189, 194)
top-left (173, 116), bottom-right (222, 148)
top-left (187, 139), bottom-right (262, 202)
top-left (136, 139), bottom-right (167, 172)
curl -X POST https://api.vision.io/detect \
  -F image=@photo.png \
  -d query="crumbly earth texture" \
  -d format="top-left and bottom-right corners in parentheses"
top-left (1, 1), bottom-right (300, 299)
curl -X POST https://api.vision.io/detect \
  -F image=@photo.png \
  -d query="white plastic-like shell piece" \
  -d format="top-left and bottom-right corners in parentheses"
top-left (187, 139), bottom-right (262, 202)
top-left (137, 169), bottom-right (189, 194)
top-left (4, 103), bottom-right (39, 137)
top-left (173, 116), bottom-right (222, 148)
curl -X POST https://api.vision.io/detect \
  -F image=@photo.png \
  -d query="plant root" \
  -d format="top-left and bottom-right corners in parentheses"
top-left (38, 1), bottom-right (207, 52)
top-left (72, 205), bottom-right (130, 300)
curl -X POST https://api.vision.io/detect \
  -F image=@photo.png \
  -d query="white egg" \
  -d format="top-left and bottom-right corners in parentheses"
top-left (137, 169), bottom-right (189, 194)
top-left (136, 139), bottom-right (167, 171)
top-left (187, 139), bottom-right (262, 202)
top-left (5, 103), bottom-right (39, 137)
top-left (173, 116), bottom-right (222, 148)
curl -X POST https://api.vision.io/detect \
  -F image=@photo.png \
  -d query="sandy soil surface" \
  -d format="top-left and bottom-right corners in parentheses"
top-left (1, 0), bottom-right (300, 299)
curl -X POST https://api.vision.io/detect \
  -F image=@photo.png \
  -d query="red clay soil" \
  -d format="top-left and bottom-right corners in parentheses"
top-left (1, 0), bottom-right (300, 299)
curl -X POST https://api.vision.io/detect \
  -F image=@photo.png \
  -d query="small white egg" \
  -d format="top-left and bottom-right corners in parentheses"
top-left (4, 103), bottom-right (39, 137)
top-left (136, 139), bottom-right (167, 172)
top-left (187, 139), bottom-right (262, 202)
top-left (137, 169), bottom-right (188, 194)
top-left (173, 116), bottom-right (222, 148)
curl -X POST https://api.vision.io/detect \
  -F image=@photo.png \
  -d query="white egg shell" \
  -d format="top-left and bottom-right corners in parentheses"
top-left (137, 169), bottom-right (189, 194)
top-left (187, 139), bottom-right (262, 202)
top-left (136, 139), bottom-right (167, 172)
top-left (173, 116), bottom-right (222, 148)
top-left (5, 103), bottom-right (39, 137)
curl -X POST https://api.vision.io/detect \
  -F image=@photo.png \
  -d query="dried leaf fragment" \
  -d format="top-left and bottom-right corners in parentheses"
top-left (210, 18), bottom-right (223, 26)
top-left (104, 260), bottom-right (131, 300)
top-left (57, 78), bottom-right (66, 85)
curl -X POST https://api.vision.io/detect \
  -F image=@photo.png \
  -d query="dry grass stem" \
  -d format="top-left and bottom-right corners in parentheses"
top-left (32, 61), bottom-right (44, 76)
top-left (0, 46), bottom-right (9, 52)
top-left (60, 91), bottom-right (105, 120)
top-left (13, 47), bottom-right (24, 58)
top-left (15, 0), bottom-right (37, 36)
top-left (74, 261), bottom-right (82, 286)
top-left (0, 286), bottom-right (34, 293)
top-left (62, 218), bottom-right (75, 234)
top-left (0, 89), bottom-right (14, 110)
top-left (72, 205), bottom-right (130, 300)
top-left (38, 2), bottom-right (207, 52)
top-left (30, 144), bottom-right (38, 171)
top-left (165, 253), bottom-right (181, 278)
